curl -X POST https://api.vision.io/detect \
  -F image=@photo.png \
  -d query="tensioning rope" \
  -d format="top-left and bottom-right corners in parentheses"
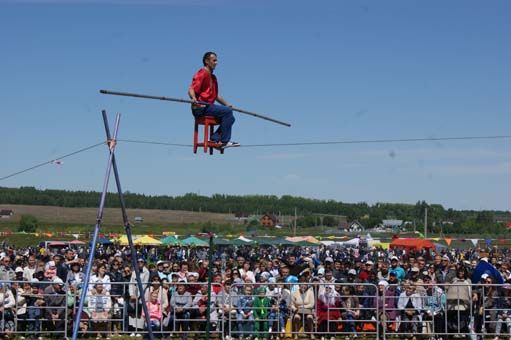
top-left (0, 141), bottom-right (105, 181)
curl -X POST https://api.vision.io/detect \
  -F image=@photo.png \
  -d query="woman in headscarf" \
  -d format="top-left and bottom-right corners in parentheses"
top-left (317, 285), bottom-right (341, 340)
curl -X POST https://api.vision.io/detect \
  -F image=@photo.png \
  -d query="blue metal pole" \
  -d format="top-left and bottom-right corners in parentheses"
top-left (102, 110), bottom-right (154, 340)
top-left (71, 112), bottom-right (121, 340)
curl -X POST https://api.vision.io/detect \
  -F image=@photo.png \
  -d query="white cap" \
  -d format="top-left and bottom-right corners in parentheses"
top-left (390, 256), bottom-right (399, 261)
top-left (15, 267), bottom-right (23, 273)
top-left (48, 261), bottom-right (56, 267)
top-left (317, 267), bottom-right (325, 276)
top-left (53, 277), bottom-right (64, 284)
top-left (378, 280), bottom-right (389, 287)
top-left (325, 257), bottom-right (333, 263)
top-left (156, 260), bottom-right (165, 265)
top-left (366, 260), bottom-right (374, 266)
top-left (348, 269), bottom-right (357, 275)
top-left (442, 255), bottom-right (450, 261)
top-left (411, 267), bottom-right (419, 272)
top-left (481, 273), bottom-right (489, 280)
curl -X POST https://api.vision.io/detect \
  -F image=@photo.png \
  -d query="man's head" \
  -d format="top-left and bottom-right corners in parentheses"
top-left (203, 51), bottom-right (218, 71)
top-left (95, 283), bottom-right (104, 294)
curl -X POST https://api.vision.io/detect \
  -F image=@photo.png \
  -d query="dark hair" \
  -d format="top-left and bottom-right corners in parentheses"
top-left (203, 51), bottom-right (217, 66)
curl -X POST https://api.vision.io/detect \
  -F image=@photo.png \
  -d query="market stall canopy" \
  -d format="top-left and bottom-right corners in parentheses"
top-left (134, 235), bottom-right (162, 246)
top-left (69, 240), bottom-right (85, 245)
top-left (390, 238), bottom-right (436, 251)
top-left (97, 237), bottom-right (113, 245)
top-left (286, 236), bottom-right (321, 244)
top-left (180, 236), bottom-right (209, 247)
top-left (160, 235), bottom-right (180, 245)
top-left (48, 241), bottom-right (67, 247)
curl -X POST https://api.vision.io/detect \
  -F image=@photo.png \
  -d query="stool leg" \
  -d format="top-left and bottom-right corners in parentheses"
top-left (193, 121), bottom-right (199, 154)
top-left (203, 121), bottom-right (209, 153)
top-left (209, 124), bottom-right (215, 155)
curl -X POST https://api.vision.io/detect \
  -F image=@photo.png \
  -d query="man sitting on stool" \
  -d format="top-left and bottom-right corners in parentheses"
top-left (188, 51), bottom-right (239, 149)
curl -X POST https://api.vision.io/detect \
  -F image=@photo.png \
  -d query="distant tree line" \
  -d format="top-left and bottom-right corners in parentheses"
top-left (1, 186), bottom-right (510, 234)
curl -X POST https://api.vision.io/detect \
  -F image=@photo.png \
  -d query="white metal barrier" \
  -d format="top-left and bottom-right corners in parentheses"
top-left (1, 279), bottom-right (509, 339)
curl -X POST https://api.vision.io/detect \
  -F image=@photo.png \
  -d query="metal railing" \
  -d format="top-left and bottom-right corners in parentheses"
top-left (1, 279), bottom-right (510, 339)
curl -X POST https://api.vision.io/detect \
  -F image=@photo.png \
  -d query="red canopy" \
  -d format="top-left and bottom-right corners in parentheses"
top-left (390, 238), bottom-right (435, 251)
top-left (69, 240), bottom-right (85, 245)
top-left (48, 241), bottom-right (67, 247)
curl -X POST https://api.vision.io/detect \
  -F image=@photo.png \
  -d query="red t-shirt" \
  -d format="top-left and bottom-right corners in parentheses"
top-left (190, 68), bottom-right (218, 104)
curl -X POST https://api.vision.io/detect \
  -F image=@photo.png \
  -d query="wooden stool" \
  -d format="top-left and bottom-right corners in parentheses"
top-left (193, 116), bottom-right (224, 154)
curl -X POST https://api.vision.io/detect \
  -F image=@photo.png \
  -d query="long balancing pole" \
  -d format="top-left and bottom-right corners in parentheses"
top-left (99, 89), bottom-right (291, 127)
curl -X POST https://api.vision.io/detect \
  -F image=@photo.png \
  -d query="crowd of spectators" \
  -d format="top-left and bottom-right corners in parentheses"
top-left (0, 241), bottom-right (510, 339)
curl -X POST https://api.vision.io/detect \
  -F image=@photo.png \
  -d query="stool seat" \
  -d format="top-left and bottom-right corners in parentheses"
top-left (193, 116), bottom-right (224, 154)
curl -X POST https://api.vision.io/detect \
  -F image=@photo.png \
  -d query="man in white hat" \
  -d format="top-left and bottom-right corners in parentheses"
top-left (435, 255), bottom-right (456, 285)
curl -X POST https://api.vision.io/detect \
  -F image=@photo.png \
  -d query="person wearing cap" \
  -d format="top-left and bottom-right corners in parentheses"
top-left (435, 255), bottom-right (456, 286)
top-left (0, 281), bottom-right (16, 332)
top-left (0, 255), bottom-right (15, 282)
top-left (236, 285), bottom-right (255, 340)
top-left (25, 280), bottom-right (45, 337)
top-left (15, 266), bottom-right (24, 281)
top-left (87, 283), bottom-right (112, 338)
top-left (129, 258), bottom-right (150, 300)
top-left (253, 286), bottom-right (272, 339)
top-left (215, 280), bottom-right (236, 340)
top-left (389, 256), bottom-right (405, 282)
top-left (346, 268), bottom-right (357, 283)
top-left (44, 260), bottom-right (57, 281)
top-left (156, 260), bottom-right (166, 279)
top-left (359, 260), bottom-right (374, 282)
top-left (375, 280), bottom-right (398, 334)
top-left (421, 274), bottom-right (446, 336)
top-left (406, 267), bottom-right (426, 296)
top-left (170, 283), bottom-right (192, 339)
top-left (324, 256), bottom-right (334, 271)
top-left (318, 269), bottom-right (335, 296)
top-left (397, 282), bottom-right (423, 334)
top-left (43, 277), bottom-right (67, 333)
top-left (267, 278), bottom-right (291, 336)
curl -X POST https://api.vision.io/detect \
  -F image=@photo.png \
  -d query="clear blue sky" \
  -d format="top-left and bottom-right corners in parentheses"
top-left (2, 0), bottom-right (510, 211)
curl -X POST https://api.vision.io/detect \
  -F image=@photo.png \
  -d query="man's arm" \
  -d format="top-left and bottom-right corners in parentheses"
top-left (188, 88), bottom-right (198, 102)
top-left (216, 95), bottom-right (231, 107)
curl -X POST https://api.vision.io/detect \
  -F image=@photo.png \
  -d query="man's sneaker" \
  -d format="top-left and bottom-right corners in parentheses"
top-left (221, 141), bottom-right (240, 148)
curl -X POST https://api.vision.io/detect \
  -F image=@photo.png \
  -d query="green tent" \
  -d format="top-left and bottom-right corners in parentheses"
top-left (213, 238), bottom-right (232, 246)
top-left (294, 240), bottom-right (321, 247)
top-left (180, 236), bottom-right (209, 247)
top-left (160, 235), bottom-right (180, 246)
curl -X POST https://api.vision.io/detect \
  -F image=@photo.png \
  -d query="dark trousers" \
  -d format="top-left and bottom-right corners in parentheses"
top-left (193, 104), bottom-right (235, 143)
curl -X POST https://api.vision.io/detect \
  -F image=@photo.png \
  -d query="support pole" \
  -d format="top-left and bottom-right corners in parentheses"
top-left (71, 113), bottom-right (120, 340)
top-left (205, 233), bottom-right (214, 340)
top-left (102, 110), bottom-right (155, 340)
